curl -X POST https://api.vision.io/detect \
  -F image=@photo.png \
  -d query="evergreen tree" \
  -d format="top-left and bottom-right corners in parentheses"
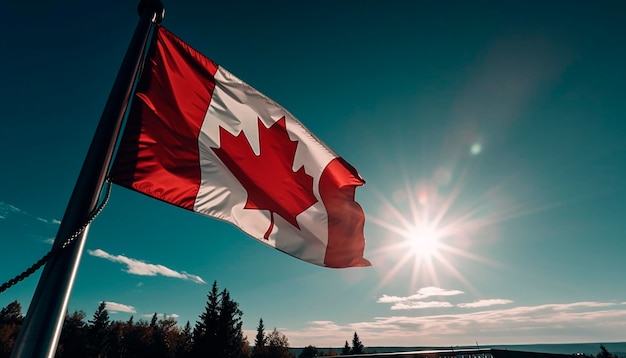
top-left (150, 312), bottom-right (159, 329)
top-left (87, 301), bottom-right (111, 357)
top-left (342, 340), bottom-right (351, 355)
top-left (351, 331), bottom-right (364, 354)
top-left (253, 318), bottom-right (268, 358)
top-left (193, 281), bottom-right (220, 356)
top-left (176, 321), bottom-right (194, 357)
top-left (217, 289), bottom-right (247, 358)
top-left (597, 345), bottom-right (617, 358)
top-left (193, 281), bottom-right (248, 357)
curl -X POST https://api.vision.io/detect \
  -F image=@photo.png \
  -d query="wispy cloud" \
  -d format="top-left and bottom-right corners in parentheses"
top-left (282, 301), bottom-right (626, 347)
top-left (307, 321), bottom-right (343, 331)
top-left (378, 287), bottom-right (464, 304)
top-left (88, 249), bottom-right (206, 284)
top-left (458, 299), bottom-right (513, 308)
top-left (104, 301), bottom-right (136, 314)
top-left (391, 301), bottom-right (454, 310)
top-left (43, 237), bottom-right (55, 245)
top-left (0, 202), bottom-right (60, 225)
top-left (378, 287), bottom-right (464, 310)
top-left (0, 202), bottom-right (22, 219)
top-left (36, 217), bottom-right (61, 225)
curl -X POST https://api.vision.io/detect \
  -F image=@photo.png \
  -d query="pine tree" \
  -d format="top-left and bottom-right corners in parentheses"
top-left (88, 302), bottom-right (111, 357)
top-left (342, 340), bottom-right (351, 355)
top-left (150, 312), bottom-right (159, 329)
top-left (351, 331), bottom-right (364, 354)
top-left (176, 321), bottom-right (194, 357)
top-left (218, 289), bottom-right (247, 358)
top-left (193, 281), bottom-right (249, 357)
top-left (598, 345), bottom-right (617, 358)
top-left (193, 281), bottom-right (220, 356)
top-left (253, 318), bottom-right (268, 358)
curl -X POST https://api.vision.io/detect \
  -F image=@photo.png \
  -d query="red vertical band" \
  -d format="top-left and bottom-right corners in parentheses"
top-left (320, 158), bottom-right (371, 268)
top-left (111, 27), bottom-right (219, 210)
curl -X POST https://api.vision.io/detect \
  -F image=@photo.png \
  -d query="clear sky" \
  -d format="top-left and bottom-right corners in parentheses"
top-left (1, 0), bottom-right (625, 348)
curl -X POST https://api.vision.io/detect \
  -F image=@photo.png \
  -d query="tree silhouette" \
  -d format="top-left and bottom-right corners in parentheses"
top-left (351, 331), bottom-right (365, 354)
top-left (0, 301), bottom-right (22, 358)
top-left (193, 281), bottom-right (220, 356)
top-left (342, 340), bottom-right (351, 355)
top-left (123, 318), bottom-right (153, 357)
top-left (0, 283), bottom-right (259, 357)
top-left (299, 345), bottom-right (319, 358)
top-left (597, 345), bottom-right (617, 358)
top-left (267, 328), bottom-right (294, 358)
top-left (217, 289), bottom-right (248, 357)
top-left (57, 310), bottom-right (88, 358)
top-left (149, 314), bottom-right (180, 357)
top-left (87, 301), bottom-right (111, 357)
top-left (192, 281), bottom-right (249, 357)
top-left (176, 321), bottom-right (193, 357)
top-left (253, 318), bottom-right (268, 358)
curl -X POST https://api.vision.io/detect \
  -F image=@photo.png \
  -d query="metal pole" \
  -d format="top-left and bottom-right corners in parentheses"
top-left (11, 2), bottom-right (164, 357)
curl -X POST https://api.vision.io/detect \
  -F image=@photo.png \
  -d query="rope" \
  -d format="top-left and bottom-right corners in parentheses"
top-left (0, 180), bottom-right (113, 294)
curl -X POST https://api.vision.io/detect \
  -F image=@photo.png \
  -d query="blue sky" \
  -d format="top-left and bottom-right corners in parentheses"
top-left (1, 0), bottom-right (626, 348)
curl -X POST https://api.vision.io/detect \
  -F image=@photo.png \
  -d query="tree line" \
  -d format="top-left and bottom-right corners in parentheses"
top-left (0, 281), bottom-right (368, 357)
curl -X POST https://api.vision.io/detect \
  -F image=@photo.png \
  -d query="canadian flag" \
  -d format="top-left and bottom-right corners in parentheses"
top-left (111, 26), bottom-right (370, 268)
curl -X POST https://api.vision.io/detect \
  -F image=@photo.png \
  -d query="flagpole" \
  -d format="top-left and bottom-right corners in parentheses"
top-left (11, 2), bottom-right (164, 357)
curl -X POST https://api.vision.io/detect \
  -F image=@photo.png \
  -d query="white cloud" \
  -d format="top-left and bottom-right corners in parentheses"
top-left (391, 301), bottom-right (454, 310)
top-left (458, 299), bottom-right (513, 308)
top-left (378, 287), bottom-right (464, 310)
top-left (0, 202), bottom-right (22, 219)
top-left (0, 202), bottom-right (60, 225)
top-left (378, 286), bottom-right (464, 304)
top-left (36, 217), bottom-right (62, 225)
top-left (281, 301), bottom-right (626, 347)
top-left (88, 249), bottom-right (206, 284)
top-left (104, 301), bottom-right (136, 314)
top-left (307, 321), bottom-right (343, 331)
top-left (43, 237), bottom-right (55, 244)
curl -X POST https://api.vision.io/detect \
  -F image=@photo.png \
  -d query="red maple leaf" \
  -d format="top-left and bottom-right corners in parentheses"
top-left (211, 117), bottom-right (318, 239)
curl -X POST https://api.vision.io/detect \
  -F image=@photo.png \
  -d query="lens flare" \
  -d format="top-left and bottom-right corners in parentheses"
top-left (367, 168), bottom-right (512, 293)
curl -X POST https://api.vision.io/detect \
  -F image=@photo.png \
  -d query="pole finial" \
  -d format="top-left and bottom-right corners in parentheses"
top-left (138, 0), bottom-right (165, 24)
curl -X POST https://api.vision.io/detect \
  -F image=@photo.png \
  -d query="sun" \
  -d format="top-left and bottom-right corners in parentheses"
top-left (407, 226), bottom-right (440, 258)
top-left (367, 170), bottom-right (505, 292)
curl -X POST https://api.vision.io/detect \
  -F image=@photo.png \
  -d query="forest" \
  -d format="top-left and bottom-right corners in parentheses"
top-left (0, 281), bottom-right (366, 358)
